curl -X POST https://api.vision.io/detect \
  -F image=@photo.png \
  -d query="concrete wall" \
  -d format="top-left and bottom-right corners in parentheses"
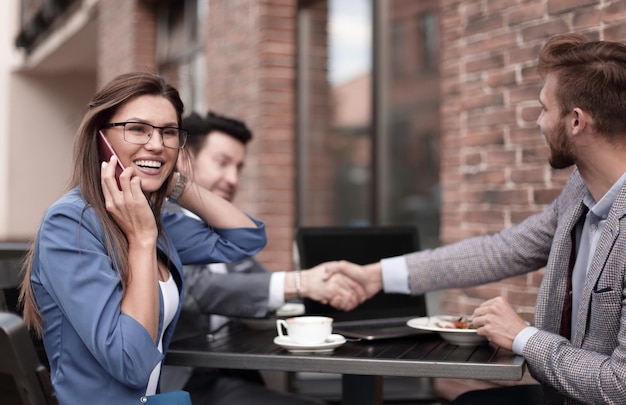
top-left (5, 73), bottom-right (94, 239)
top-left (0, 0), bottom-right (20, 239)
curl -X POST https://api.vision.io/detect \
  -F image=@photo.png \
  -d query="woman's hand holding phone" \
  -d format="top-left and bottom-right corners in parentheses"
top-left (99, 139), bottom-right (157, 243)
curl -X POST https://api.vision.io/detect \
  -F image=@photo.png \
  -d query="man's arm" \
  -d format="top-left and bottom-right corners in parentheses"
top-left (183, 257), bottom-right (368, 319)
top-left (183, 262), bottom-right (273, 319)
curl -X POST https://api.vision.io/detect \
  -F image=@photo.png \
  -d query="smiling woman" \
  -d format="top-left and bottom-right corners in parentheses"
top-left (18, 72), bottom-right (266, 405)
top-left (99, 95), bottom-right (182, 196)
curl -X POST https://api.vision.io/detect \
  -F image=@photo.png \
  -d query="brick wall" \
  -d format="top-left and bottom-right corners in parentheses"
top-left (97, 0), bottom-right (157, 87)
top-left (436, 0), bottom-right (626, 398)
top-left (300, 1), bottom-right (335, 227)
top-left (203, 0), bottom-right (298, 270)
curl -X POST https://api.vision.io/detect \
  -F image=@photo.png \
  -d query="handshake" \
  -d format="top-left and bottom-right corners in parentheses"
top-left (291, 261), bottom-right (384, 311)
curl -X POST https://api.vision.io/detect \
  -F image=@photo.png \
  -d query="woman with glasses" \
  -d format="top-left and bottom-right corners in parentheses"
top-left (19, 72), bottom-right (266, 404)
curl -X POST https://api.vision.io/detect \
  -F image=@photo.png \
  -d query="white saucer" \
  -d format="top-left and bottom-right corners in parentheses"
top-left (273, 334), bottom-right (346, 353)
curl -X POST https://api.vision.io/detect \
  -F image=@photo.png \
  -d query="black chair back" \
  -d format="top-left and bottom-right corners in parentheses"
top-left (0, 312), bottom-right (57, 405)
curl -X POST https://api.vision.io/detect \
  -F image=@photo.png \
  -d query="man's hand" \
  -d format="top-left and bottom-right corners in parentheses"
top-left (300, 263), bottom-right (367, 311)
top-left (471, 296), bottom-right (528, 350)
top-left (323, 261), bottom-right (383, 301)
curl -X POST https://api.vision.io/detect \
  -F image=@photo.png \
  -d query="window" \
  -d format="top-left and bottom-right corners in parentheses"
top-left (391, 22), bottom-right (406, 79)
top-left (157, 0), bottom-right (207, 114)
top-left (297, 0), bottom-right (440, 247)
top-left (419, 11), bottom-right (439, 73)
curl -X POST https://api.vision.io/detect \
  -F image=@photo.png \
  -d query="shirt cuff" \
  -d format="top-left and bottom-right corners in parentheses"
top-left (512, 326), bottom-right (539, 355)
top-left (268, 272), bottom-right (286, 311)
top-left (381, 256), bottom-right (411, 294)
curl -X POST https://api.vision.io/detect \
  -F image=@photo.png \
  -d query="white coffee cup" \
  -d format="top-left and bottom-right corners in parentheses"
top-left (276, 316), bottom-right (333, 345)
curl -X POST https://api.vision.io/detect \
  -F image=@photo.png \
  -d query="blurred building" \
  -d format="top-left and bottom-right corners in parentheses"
top-left (3, 0), bottom-right (626, 398)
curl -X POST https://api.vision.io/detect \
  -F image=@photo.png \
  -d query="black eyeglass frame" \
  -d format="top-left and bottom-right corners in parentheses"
top-left (101, 121), bottom-right (188, 149)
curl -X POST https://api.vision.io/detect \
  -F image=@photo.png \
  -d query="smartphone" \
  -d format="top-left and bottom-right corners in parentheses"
top-left (98, 130), bottom-right (125, 189)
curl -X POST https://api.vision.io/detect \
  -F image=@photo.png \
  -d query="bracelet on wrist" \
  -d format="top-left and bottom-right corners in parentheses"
top-left (168, 172), bottom-right (187, 204)
top-left (295, 269), bottom-right (302, 299)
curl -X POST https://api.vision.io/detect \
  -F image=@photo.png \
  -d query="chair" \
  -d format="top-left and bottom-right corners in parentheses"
top-left (292, 225), bottom-right (441, 404)
top-left (0, 312), bottom-right (57, 405)
top-left (0, 242), bottom-right (30, 312)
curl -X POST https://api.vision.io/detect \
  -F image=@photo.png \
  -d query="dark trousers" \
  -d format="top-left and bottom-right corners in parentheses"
top-left (182, 368), bottom-right (326, 405)
top-left (452, 384), bottom-right (544, 405)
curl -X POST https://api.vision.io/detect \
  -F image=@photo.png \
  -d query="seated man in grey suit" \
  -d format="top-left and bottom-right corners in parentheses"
top-left (162, 111), bottom-right (364, 405)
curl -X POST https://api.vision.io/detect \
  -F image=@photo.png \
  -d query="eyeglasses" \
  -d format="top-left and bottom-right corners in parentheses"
top-left (102, 121), bottom-right (188, 149)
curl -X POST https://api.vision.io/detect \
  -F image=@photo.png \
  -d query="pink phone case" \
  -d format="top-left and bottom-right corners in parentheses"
top-left (98, 131), bottom-right (125, 189)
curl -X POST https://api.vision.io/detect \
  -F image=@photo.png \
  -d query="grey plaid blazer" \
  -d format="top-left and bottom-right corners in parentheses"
top-left (404, 169), bottom-right (626, 404)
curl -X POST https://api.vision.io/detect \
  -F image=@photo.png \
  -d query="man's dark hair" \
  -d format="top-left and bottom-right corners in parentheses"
top-left (206, 111), bottom-right (253, 144)
top-left (182, 111), bottom-right (253, 156)
top-left (182, 111), bottom-right (210, 138)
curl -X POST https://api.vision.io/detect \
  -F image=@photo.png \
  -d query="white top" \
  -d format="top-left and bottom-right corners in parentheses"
top-left (145, 274), bottom-right (179, 395)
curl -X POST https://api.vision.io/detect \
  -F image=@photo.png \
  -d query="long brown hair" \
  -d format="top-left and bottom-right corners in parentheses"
top-left (538, 33), bottom-right (626, 138)
top-left (19, 72), bottom-right (186, 336)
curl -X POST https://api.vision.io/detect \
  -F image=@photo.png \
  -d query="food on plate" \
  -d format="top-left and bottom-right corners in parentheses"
top-left (436, 316), bottom-right (476, 330)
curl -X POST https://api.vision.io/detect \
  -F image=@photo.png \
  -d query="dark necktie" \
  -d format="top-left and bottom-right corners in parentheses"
top-left (559, 208), bottom-right (587, 338)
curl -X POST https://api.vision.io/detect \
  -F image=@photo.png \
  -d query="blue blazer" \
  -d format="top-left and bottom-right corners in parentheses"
top-left (30, 188), bottom-right (266, 404)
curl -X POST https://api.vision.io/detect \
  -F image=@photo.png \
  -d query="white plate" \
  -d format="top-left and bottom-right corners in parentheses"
top-left (239, 303), bottom-right (307, 330)
top-left (275, 303), bottom-right (305, 318)
top-left (406, 315), bottom-right (487, 346)
top-left (274, 334), bottom-right (346, 353)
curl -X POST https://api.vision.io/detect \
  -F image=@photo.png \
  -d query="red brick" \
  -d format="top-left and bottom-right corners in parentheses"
top-left (519, 104), bottom-right (542, 124)
top-left (509, 43), bottom-right (543, 65)
top-left (486, 69), bottom-right (516, 87)
top-left (491, 188), bottom-right (531, 205)
top-left (466, 108), bottom-right (516, 128)
top-left (547, 0), bottom-right (599, 15)
top-left (460, 2), bottom-right (485, 21)
top-left (604, 23), bottom-right (626, 41)
top-left (509, 3), bottom-right (546, 26)
top-left (460, 92), bottom-right (505, 110)
top-left (573, 7), bottom-right (601, 28)
top-left (462, 208), bottom-right (506, 225)
top-left (509, 127), bottom-right (545, 146)
top-left (462, 151), bottom-right (482, 166)
top-left (533, 187), bottom-right (562, 204)
top-left (520, 65), bottom-right (542, 85)
top-left (510, 166), bottom-right (546, 184)
top-left (531, 268), bottom-right (546, 285)
top-left (603, 1), bottom-right (626, 23)
top-left (486, 0), bottom-right (518, 13)
top-left (510, 208), bottom-right (545, 224)
top-left (551, 166), bottom-right (575, 183)
top-left (521, 19), bottom-right (570, 41)
top-left (463, 284), bottom-right (504, 301)
top-left (507, 288), bottom-right (540, 308)
top-left (465, 14), bottom-right (505, 36)
top-left (521, 144), bottom-right (550, 163)
top-left (505, 273), bottom-right (534, 287)
top-left (462, 128), bottom-right (506, 147)
top-left (484, 149), bottom-right (517, 166)
top-left (464, 32), bottom-right (517, 56)
top-left (463, 169), bottom-right (507, 185)
top-left (466, 53), bottom-right (506, 73)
